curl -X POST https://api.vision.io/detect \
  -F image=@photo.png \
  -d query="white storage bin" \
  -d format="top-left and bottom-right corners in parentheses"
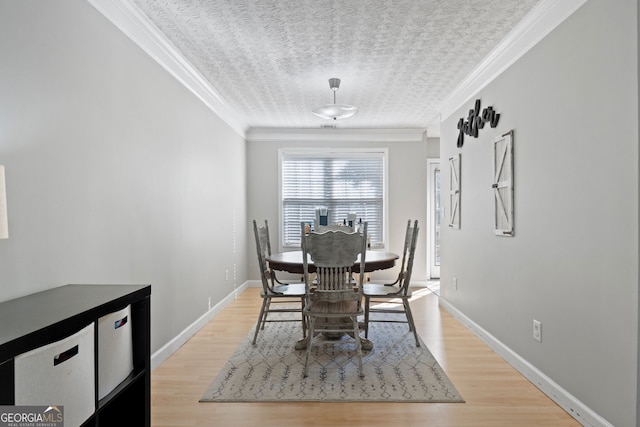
top-left (98, 304), bottom-right (133, 400)
top-left (15, 323), bottom-right (95, 427)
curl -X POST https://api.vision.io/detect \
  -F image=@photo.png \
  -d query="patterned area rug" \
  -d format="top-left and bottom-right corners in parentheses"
top-left (200, 313), bottom-right (464, 403)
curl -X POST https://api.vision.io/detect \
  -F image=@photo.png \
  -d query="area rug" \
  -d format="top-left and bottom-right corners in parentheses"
top-left (200, 313), bottom-right (464, 403)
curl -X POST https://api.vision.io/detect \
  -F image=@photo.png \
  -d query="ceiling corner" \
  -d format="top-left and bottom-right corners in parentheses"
top-left (86, 0), bottom-right (248, 139)
top-left (437, 0), bottom-right (589, 122)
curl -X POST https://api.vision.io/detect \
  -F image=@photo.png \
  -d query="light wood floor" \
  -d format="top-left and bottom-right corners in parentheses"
top-left (151, 287), bottom-right (581, 426)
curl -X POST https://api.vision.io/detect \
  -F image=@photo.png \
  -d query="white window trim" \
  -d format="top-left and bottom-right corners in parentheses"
top-left (426, 158), bottom-right (441, 279)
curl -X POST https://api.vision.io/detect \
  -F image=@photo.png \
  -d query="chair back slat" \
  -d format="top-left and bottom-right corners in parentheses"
top-left (317, 266), bottom-right (350, 289)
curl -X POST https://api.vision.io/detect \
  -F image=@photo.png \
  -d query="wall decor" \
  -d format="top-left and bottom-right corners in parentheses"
top-left (492, 131), bottom-right (514, 236)
top-left (448, 154), bottom-right (461, 229)
top-left (456, 99), bottom-right (501, 148)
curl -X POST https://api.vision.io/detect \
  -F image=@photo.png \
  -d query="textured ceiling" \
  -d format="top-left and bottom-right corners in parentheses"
top-left (129, 0), bottom-right (541, 132)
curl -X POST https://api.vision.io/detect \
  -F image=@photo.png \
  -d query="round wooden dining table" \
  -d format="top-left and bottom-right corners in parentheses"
top-left (266, 250), bottom-right (399, 275)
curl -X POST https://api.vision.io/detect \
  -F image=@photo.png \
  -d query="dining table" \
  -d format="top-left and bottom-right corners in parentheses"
top-left (266, 250), bottom-right (399, 275)
top-left (266, 250), bottom-right (399, 351)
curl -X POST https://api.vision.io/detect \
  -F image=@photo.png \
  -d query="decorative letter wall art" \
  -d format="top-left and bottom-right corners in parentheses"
top-left (457, 99), bottom-right (500, 148)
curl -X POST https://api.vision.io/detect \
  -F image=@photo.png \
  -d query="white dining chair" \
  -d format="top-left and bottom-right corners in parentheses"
top-left (252, 219), bottom-right (306, 345)
top-left (300, 221), bottom-right (368, 378)
top-left (363, 220), bottom-right (420, 347)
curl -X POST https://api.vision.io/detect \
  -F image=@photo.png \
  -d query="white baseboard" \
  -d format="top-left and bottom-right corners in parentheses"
top-left (410, 280), bottom-right (429, 288)
top-left (439, 297), bottom-right (613, 427)
top-left (247, 280), bottom-right (262, 288)
top-left (151, 281), bottom-right (249, 371)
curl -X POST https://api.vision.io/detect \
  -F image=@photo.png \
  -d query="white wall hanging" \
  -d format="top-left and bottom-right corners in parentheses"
top-left (492, 131), bottom-right (514, 236)
top-left (448, 154), bottom-right (461, 229)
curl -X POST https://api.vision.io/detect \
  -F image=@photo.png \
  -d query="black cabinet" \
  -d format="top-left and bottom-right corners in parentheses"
top-left (0, 284), bottom-right (151, 427)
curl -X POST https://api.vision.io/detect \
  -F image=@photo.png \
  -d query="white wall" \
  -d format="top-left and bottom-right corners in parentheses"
top-left (439, 0), bottom-right (638, 425)
top-left (0, 0), bottom-right (247, 354)
top-left (246, 129), bottom-right (438, 285)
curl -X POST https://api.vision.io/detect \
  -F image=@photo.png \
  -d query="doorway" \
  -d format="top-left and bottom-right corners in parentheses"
top-left (427, 159), bottom-right (440, 279)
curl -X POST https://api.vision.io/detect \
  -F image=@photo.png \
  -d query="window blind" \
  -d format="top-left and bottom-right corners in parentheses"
top-left (280, 150), bottom-right (386, 248)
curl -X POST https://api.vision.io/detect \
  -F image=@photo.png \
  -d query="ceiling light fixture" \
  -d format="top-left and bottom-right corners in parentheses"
top-left (312, 78), bottom-right (357, 121)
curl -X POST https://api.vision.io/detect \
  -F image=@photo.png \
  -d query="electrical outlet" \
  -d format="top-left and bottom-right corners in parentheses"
top-left (452, 277), bottom-right (458, 290)
top-left (533, 319), bottom-right (542, 342)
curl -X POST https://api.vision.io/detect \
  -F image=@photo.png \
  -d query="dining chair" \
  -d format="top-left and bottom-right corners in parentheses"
top-left (252, 219), bottom-right (306, 345)
top-left (363, 219), bottom-right (420, 347)
top-left (301, 221), bottom-right (368, 378)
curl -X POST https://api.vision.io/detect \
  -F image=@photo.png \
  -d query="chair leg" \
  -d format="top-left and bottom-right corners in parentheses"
top-left (252, 297), bottom-right (269, 345)
top-left (261, 299), bottom-right (272, 330)
top-left (352, 316), bottom-right (364, 379)
top-left (303, 317), bottom-right (315, 378)
top-left (403, 299), bottom-right (420, 347)
top-left (301, 298), bottom-right (307, 338)
top-left (364, 296), bottom-right (370, 339)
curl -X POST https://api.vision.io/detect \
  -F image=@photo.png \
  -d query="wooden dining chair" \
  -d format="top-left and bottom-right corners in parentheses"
top-left (252, 220), bottom-right (306, 345)
top-left (363, 219), bottom-right (420, 347)
top-left (301, 221), bottom-right (368, 378)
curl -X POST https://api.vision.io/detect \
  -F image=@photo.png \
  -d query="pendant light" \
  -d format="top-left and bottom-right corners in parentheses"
top-left (312, 78), bottom-right (358, 120)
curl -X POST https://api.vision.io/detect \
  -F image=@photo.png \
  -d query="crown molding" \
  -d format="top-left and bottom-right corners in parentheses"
top-left (437, 0), bottom-right (589, 122)
top-left (246, 128), bottom-right (426, 143)
top-left (87, 0), bottom-right (248, 139)
top-left (88, 0), bottom-right (587, 139)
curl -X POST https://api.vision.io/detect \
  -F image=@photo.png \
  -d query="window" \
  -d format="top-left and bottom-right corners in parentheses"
top-left (280, 149), bottom-right (387, 248)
